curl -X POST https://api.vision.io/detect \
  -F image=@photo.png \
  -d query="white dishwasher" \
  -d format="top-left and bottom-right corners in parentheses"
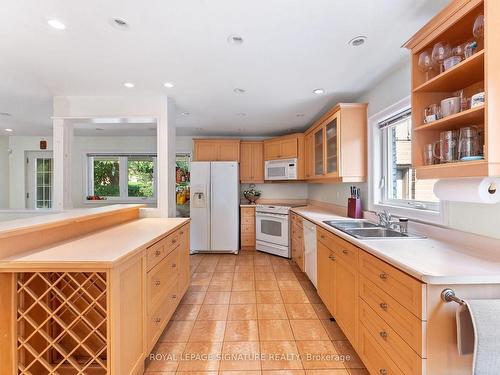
top-left (303, 219), bottom-right (317, 288)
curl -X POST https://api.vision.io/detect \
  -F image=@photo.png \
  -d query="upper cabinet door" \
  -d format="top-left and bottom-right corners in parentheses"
top-left (251, 142), bottom-right (264, 182)
top-left (218, 141), bottom-right (240, 161)
top-left (313, 127), bottom-right (324, 176)
top-left (239, 142), bottom-right (253, 181)
top-left (280, 139), bottom-right (298, 159)
top-left (264, 141), bottom-right (281, 160)
top-left (325, 113), bottom-right (340, 176)
top-left (305, 133), bottom-right (314, 179)
top-left (194, 141), bottom-right (218, 161)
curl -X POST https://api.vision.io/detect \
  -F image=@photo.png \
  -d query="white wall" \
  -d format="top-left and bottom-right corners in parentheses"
top-left (241, 183), bottom-right (308, 201)
top-left (0, 136), bottom-right (10, 207)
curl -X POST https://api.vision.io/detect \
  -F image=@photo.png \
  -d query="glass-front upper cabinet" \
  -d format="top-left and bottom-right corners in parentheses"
top-left (325, 113), bottom-right (340, 175)
top-left (313, 127), bottom-right (324, 176)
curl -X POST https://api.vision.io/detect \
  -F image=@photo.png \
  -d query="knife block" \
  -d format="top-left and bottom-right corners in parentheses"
top-left (347, 198), bottom-right (362, 219)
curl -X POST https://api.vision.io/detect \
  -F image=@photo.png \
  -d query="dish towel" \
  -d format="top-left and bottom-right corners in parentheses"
top-left (456, 299), bottom-right (500, 374)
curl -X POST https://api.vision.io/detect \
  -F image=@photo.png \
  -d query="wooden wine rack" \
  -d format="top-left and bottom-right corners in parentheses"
top-left (16, 272), bottom-right (108, 375)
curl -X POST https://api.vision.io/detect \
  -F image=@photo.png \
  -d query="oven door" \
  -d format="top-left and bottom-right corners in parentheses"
top-left (255, 212), bottom-right (289, 247)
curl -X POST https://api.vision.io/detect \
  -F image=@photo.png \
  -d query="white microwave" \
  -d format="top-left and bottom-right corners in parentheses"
top-left (265, 158), bottom-right (298, 180)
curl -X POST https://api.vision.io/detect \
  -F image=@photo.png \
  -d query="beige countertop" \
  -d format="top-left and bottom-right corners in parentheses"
top-left (0, 204), bottom-right (145, 238)
top-left (292, 205), bottom-right (500, 285)
top-left (0, 218), bottom-right (189, 270)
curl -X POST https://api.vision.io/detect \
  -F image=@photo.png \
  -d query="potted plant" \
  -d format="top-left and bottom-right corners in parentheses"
top-left (242, 185), bottom-right (261, 204)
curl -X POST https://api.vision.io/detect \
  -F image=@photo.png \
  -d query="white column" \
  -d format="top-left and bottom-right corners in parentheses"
top-left (53, 119), bottom-right (73, 210)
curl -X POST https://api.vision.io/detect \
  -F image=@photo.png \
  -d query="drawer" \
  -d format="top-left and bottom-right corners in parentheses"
top-left (178, 225), bottom-right (189, 245)
top-left (241, 216), bottom-right (255, 225)
top-left (317, 226), bottom-right (335, 249)
top-left (359, 276), bottom-right (424, 356)
top-left (241, 235), bottom-right (255, 246)
top-left (358, 323), bottom-right (404, 375)
top-left (359, 299), bottom-right (423, 375)
top-left (147, 280), bottom-right (179, 348)
top-left (146, 239), bottom-right (167, 271)
top-left (291, 225), bottom-right (303, 240)
top-left (331, 236), bottom-right (358, 268)
top-left (241, 224), bottom-right (254, 234)
top-left (241, 207), bottom-right (255, 217)
top-left (291, 213), bottom-right (303, 227)
top-left (165, 231), bottom-right (181, 255)
top-left (359, 251), bottom-right (425, 319)
top-left (147, 248), bottom-right (179, 314)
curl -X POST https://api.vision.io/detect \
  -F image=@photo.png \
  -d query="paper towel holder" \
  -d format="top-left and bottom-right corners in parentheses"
top-left (441, 288), bottom-right (466, 306)
top-left (488, 183), bottom-right (497, 195)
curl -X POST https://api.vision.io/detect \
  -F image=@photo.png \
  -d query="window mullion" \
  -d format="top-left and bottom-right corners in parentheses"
top-left (119, 156), bottom-right (128, 198)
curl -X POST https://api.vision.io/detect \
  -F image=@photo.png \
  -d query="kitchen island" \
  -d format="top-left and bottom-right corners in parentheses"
top-left (0, 205), bottom-right (190, 375)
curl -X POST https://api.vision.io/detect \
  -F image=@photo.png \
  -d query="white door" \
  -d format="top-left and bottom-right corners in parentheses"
top-left (256, 212), bottom-right (289, 247)
top-left (25, 151), bottom-right (54, 209)
top-left (190, 162), bottom-right (211, 252)
top-left (210, 162), bottom-right (239, 252)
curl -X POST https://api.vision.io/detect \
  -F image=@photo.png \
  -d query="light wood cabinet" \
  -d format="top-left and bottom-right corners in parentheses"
top-left (240, 141), bottom-right (264, 183)
top-left (316, 238), bottom-right (336, 314)
top-left (404, 0), bottom-right (500, 179)
top-left (240, 207), bottom-right (255, 250)
top-left (305, 103), bottom-right (367, 182)
top-left (263, 134), bottom-right (300, 160)
top-left (290, 213), bottom-right (304, 271)
top-left (193, 139), bottom-right (240, 161)
top-left (334, 256), bottom-right (358, 344)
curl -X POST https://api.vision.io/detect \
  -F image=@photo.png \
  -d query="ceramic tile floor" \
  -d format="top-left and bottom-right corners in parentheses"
top-left (144, 250), bottom-right (369, 375)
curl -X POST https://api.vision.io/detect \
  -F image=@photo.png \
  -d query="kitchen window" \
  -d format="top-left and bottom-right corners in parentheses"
top-left (86, 154), bottom-right (157, 202)
top-left (370, 97), bottom-right (441, 222)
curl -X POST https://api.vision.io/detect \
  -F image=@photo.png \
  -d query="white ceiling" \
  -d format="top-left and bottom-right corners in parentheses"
top-left (0, 0), bottom-right (449, 137)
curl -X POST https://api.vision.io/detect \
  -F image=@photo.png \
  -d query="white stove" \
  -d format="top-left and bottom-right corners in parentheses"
top-left (255, 203), bottom-right (304, 258)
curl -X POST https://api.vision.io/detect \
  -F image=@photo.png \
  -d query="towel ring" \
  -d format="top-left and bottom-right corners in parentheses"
top-left (441, 288), bottom-right (466, 306)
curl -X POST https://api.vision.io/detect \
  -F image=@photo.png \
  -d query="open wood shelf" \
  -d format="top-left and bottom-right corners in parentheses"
top-left (416, 160), bottom-right (488, 179)
top-left (413, 50), bottom-right (484, 93)
top-left (414, 105), bottom-right (485, 132)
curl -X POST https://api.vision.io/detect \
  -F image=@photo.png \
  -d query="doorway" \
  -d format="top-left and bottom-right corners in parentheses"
top-left (25, 151), bottom-right (53, 209)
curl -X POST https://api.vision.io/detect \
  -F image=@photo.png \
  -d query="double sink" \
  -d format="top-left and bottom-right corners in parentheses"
top-left (323, 220), bottom-right (425, 239)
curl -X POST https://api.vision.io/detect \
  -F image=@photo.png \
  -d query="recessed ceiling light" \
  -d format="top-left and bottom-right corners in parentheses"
top-left (313, 88), bottom-right (324, 95)
top-left (0, 112), bottom-right (11, 117)
top-left (181, 112), bottom-right (190, 116)
top-left (164, 82), bottom-right (174, 88)
top-left (124, 82), bottom-right (135, 88)
top-left (348, 36), bottom-right (367, 47)
top-left (95, 128), bottom-right (105, 131)
top-left (5, 128), bottom-right (13, 132)
top-left (296, 113), bottom-right (305, 117)
top-left (47, 19), bottom-right (66, 30)
top-left (227, 35), bottom-right (244, 45)
top-left (236, 113), bottom-right (247, 117)
top-left (110, 18), bottom-right (129, 30)
top-left (233, 88), bottom-right (246, 94)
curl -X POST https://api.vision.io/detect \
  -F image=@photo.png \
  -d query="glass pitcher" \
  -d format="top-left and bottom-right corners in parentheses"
top-left (458, 126), bottom-right (482, 160)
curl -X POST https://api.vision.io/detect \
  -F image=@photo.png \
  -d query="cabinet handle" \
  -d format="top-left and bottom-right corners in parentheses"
top-left (172, 239), bottom-right (177, 244)
top-left (172, 263), bottom-right (177, 268)
top-left (379, 331), bottom-right (388, 339)
top-left (342, 249), bottom-right (348, 254)
top-left (320, 235), bottom-right (325, 239)
top-left (379, 370), bottom-right (387, 375)
top-left (329, 254), bottom-right (336, 261)
top-left (155, 280), bottom-right (161, 286)
top-left (171, 294), bottom-right (177, 299)
top-left (155, 250), bottom-right (161, 257)
top-left (379, 302), bottom-right (388, 310)
top-left (154, 317), bottom-right (161, 323)
top-left (379, 273), bottom-right (389, 280)
top-left (180, 231), bottom-right (184, 235)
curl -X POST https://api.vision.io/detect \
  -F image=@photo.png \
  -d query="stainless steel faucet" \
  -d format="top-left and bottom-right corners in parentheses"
top-left (377, 210), bottom-right (409, 234)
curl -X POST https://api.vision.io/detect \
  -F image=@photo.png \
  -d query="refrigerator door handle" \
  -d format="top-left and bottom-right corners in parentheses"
top-left (209, 163), bottom-right (213, 250)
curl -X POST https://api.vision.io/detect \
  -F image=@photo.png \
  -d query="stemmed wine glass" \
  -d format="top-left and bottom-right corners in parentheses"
top-left (432, 42), bottom-right (451, 74)
top-left (418, 51), bottom-right (433, 81)
top-left (473, 15), bottom-right (484, 38)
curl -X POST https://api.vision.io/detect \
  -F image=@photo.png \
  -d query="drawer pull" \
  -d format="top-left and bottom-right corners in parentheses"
top-left (154, 317), bottom-right (161, 323)
top-left (379, 273), bottom-right (389, 280)
top-left (379, 331), bottom-right (388, 339)
top-left (172, 239), bottom-right (177, 244)
top-left (329, 254), bottom-right (336, 261)
top-left (379, 302), bottom-right (388, 310)
top-left (320, 234), bottom-right (325, 239)
top-left (172, 263), bottom-right (177, 268)
top-left (171, 294), bottom-right (177, 299)
top-left (379, 370), bottom-right (387, 375)
top-left (155, 250), bottom-right (161, 256)
top-left (342, 249), bottom-right (348, 254)
top-left (180, 231), bottom-right (184, 235)
top-left (155, 280), bottom-right (161, 286)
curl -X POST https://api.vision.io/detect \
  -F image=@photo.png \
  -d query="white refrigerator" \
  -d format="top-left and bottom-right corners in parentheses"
top-left (190, 162), bottom-right (239, 254)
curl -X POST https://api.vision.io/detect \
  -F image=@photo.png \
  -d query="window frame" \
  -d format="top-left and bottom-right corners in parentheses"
top-left (86, 153), bottom-right (157, 203)
top-left (368, 96), bottom-right (445, 224)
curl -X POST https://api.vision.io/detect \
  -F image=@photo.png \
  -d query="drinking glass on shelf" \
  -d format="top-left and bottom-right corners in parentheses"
top-left (452, 43), bottom-right (467, 58)
top-left (418, 51), bottom-right (433, 81)
top-left (423, 144), bottom-right (434, 165)
top-left (473, 15), bottom-right (485, 38)
top-left (432, 42), bottom-right (451, 73)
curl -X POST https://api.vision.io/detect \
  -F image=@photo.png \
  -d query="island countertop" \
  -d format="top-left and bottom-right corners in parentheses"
top-left (292, 205), bottom-right (500, 285)
top-left (0, 217), bottom-right (189, 270)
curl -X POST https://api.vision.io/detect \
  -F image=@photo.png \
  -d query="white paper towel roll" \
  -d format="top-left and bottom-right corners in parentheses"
top-left (433, 178), bottom-right (500, 204)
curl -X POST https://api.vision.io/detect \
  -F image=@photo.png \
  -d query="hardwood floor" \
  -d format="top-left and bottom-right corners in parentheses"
top-left (144, 250), bottom-right (368, 374)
